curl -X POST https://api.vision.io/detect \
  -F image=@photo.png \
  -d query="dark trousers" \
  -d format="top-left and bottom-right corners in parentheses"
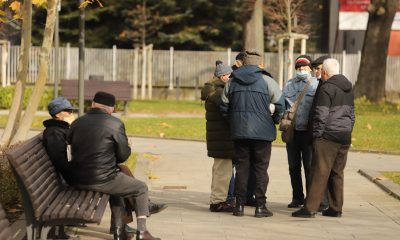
top-left (286, 130), bottom-right (312, 202)
top-left (234, 139), bottom-right (272, 206)
top-left (305, 138), bottom-right (349, 212)
top-left (76, 172), bottom-right (150, 227)
top-left (247, 163), bottom-right (256, 200)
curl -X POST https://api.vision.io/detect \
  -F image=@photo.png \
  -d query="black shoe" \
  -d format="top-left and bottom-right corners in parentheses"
top-left (114, 226), bottom-right (132, 240)
top-left (292, 208), bottom-right (315, 218)
top-left (149, 202), bottom-right (168, 215)
top-left (209, 202), bottom-right (234, 212)
top-left (322, 208), bottom-right (342, 217)
top-left (110, 224), bottom-right (137, 235)
top-left (287, 199), bottom-right (304, 208)
top-left (233, 204), bottom-right (244, 217)
top-left (136, 230), bottom-right (161, 240)
top-left (254, 205), bottom-right (273, 218)
top-left (318, 204), bottom-right (329, 212)
top-left (245, 197), bottom-right (257, 207)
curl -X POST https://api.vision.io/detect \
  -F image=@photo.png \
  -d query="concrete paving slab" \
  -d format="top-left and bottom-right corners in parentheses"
top-left (63, 137), bottom-right (400, 239)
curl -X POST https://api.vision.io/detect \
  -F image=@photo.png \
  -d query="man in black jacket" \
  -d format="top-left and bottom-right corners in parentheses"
top-left (68, 91), bottom-right (160, 240)
top-left (292, 58), bottom-right (355, 218)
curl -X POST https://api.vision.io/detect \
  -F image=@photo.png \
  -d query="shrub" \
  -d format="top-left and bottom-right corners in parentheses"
top-left (0, 86), bottom-right (54, 110)
top-left (0, 154), bottom-right (21, 212)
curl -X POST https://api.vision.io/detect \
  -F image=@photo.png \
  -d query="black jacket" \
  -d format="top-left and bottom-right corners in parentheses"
top-left (42, 119), bottom-right (73, 184)
top-left (313, 74), bottom-right (355, 145)
top-left (202, 78), bottom-right (235, 159)
top-left (68, 108), bottom-right (131, 185)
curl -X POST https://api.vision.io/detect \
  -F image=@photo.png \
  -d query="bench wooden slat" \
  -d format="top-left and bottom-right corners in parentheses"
top-left (67, 191), bottom-right (89, 219)
top-left (83, 192), bottom-right (101, 221)
top-left (61, 79), bottom-right (132, 101)
top-left (59, 190), bottom-right (80, 219)
top-left (51, 189), bottom-right (74, 219)
top-left (76, 191), bottom-right (95, 219)
top-left (42, 190), bottom-right (69, 221)
top-left (92, 193), bottom-right (110, 223)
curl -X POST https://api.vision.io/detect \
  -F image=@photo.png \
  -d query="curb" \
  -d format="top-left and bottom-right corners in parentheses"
top-left (358, 169), bottom-right (400, 201)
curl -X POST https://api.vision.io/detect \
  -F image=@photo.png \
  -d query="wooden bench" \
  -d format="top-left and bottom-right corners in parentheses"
top-left (0, 203), bottom-right (12, 240)
top-left (61, 79), bottom-right (132, 113)
top-left (5, 134), bottom-right (110, 240)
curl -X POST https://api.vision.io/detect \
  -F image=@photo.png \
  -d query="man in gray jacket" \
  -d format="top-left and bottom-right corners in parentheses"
top-left (292, 58), bottom-right (355, 218)
top-left (221, 50), bottom-right (285, 218)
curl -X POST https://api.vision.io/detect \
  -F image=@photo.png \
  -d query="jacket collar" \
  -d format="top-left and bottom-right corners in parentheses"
top-left (88, 108), bottom-right (109, 115)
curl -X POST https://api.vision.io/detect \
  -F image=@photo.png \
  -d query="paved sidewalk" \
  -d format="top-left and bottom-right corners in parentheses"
top-left (68, 137), bottom-right (400, 240)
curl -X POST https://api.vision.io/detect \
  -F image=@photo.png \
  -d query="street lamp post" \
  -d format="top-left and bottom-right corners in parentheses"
top-left (53, 0), bottom-right (61, 98)
top-left (78, 0), bottom-right (85, 116)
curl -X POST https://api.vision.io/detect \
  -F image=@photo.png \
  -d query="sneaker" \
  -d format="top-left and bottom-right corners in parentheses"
top-left (287, 199), bottom-right (304, 208)
top-left (292, 208), bottom-right (315, 218)
top-left (318, 204), bottom-right (329, 212)
top-left (209, 202), bottom-right (234, 212)
top-left (322, 208), bottom-right (342, 217)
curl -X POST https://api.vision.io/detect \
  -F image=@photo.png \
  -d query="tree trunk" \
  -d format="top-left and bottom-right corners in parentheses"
top-left (355, 0), bottom-right (399, 102)
top-left (10, 0), bottom-right (57, 145)
top-left (0, 0), bottom-right (32, 147)
top-left (244, 0), bottom-right (264, 55)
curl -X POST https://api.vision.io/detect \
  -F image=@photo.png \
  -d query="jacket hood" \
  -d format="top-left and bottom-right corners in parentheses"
top-left (43, 119), bottom-right (70, 128)
top-left (326, 74), bottom-right (353, 92)
top-left (232, 65), bottom-right (263, 86)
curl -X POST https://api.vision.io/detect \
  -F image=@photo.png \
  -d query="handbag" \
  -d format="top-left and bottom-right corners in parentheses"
top-left (279, 81), bottom-right (310, 143)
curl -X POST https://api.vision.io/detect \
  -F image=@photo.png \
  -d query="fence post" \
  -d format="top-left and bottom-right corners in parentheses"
top-left (169, 46), bottom-right (174, 90)
top-left (112, 45), bottom-right (117, 81)
top-left (0, 41), bottom-right (9, 87)
top-left (147, 44), bottom-right (153, 100)
top-left (342, 50), bottom-right (346, 76)
top-left (141, 45), bottom-right (147, 100)
top-left (278, 38), bottom-right (284, 89)
top-left (66, 43), bottom-right (71, 80)
top-left (194, 76), bottom-right (199, 100)
top-left (176, 76), bottom-right (180, 101)
top-left (133, 47), bottom-right (139, 99)
top-left (288, 37), bottom-right (294, 80)
top-left (227, 48), bottom-right (231, 66)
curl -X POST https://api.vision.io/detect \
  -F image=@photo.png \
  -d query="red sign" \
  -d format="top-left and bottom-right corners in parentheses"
top-left (340, 0), bottom-right (370, 12)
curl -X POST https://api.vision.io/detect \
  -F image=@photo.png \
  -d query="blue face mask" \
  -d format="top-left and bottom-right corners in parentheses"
top-left (296, 70), bottom-right (310, 80)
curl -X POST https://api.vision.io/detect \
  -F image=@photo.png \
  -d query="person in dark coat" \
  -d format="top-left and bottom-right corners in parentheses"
top-left (310, 55), bottom-right (331, 211)
top-left (202, 60), bottom-right (235, 212)
top-left (292, 58), bottom-right (355, 218)
top-left (221, 50), bottom-right (285, 218)
top-left (68, 92), bottom-right (160, 240)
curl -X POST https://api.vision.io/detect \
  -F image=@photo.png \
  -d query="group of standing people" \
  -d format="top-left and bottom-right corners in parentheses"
top-left (203, 50), bottom-right (355, 219)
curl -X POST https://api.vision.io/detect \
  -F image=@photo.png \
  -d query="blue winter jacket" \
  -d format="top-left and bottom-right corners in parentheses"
top-left (221, 65), bottom-right (285, 141)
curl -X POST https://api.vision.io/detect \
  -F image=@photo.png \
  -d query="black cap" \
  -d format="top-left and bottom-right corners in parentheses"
top-left (93, 91), bottom-right (116, 107)
top-left (311, 55), bottom-right (330, 68)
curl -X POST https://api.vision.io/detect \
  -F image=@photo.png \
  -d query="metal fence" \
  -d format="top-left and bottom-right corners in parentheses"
top-left (1, 45), bottom-right (400, 92)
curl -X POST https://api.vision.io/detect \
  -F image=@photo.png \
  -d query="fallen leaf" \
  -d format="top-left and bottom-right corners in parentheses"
top-left (145, 171), bottom-right (159, 180)
top-left (366, 123), bottom-right (372, 130)
top-left (143, 153), bottom-right (160, 161)
top-left (159, 132), bottom-right (165, 138)
top-left (160, 122), bottom-right (174, 128)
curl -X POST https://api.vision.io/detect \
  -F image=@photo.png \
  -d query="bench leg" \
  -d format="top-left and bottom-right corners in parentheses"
top-left (26, 224), bottom-right (35, 240)
top-left (39, 226), bottom-right (51, 240)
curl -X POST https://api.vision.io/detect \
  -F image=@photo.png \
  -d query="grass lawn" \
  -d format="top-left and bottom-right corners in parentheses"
top-left (381, 172), bottom-right (400, 185)
top-left (127, 100), bottom-right (205, 115)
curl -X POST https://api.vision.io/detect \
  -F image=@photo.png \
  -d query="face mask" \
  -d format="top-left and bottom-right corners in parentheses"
top-left (296, 70), bottom-right (310, 80)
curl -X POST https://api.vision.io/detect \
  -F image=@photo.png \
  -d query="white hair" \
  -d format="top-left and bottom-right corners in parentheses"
top-left (322, 58), bottom-right (340, 77)
top-left (92, 102), bottom-right (114, 114)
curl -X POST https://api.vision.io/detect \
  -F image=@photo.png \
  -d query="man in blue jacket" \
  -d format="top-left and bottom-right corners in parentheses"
top-left (221, 50), bottom-right (285, 218)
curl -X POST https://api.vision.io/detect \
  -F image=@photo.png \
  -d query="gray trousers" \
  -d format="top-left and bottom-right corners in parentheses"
top-left (75, 172), bottom-right (150, 218)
